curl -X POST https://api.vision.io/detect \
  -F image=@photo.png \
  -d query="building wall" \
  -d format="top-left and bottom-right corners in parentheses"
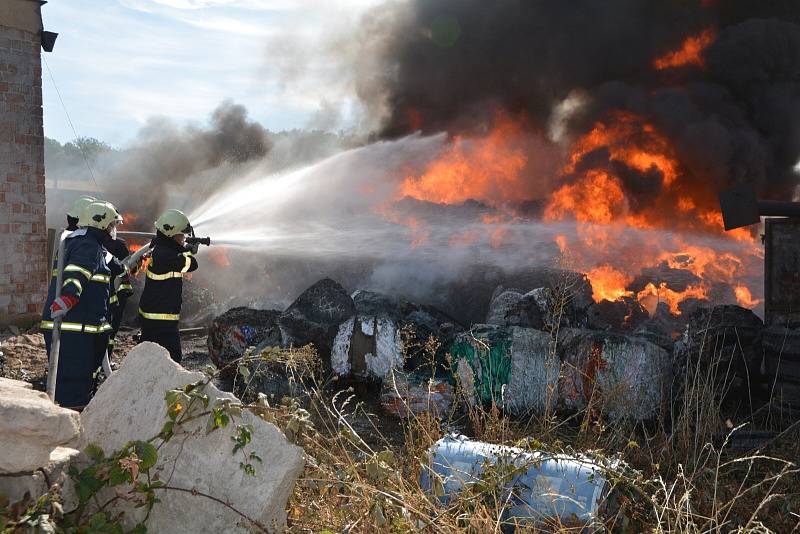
top-left (0, 1), bottom-right (47, 325)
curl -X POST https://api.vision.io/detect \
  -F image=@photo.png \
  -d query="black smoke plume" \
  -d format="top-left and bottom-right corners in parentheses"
top-left (356, 0), bottom-right (800, 209)
top-left (105, 101), bottom-right (271, 226)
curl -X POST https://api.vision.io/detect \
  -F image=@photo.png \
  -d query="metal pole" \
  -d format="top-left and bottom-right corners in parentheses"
top-left (46, 229), bottom-right (68, 402)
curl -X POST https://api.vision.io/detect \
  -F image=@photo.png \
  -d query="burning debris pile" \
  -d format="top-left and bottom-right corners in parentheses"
top-left (337, 0), bottom-right (800, 323)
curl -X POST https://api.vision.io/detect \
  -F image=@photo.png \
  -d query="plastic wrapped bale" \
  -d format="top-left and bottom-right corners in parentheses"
top-left (486, 287), bottom-right (545, 329)
top-left (557, 329), bottom-right (671, 421)
top-left (331, 316), bottom-right (403, 380)
top-left (380, 370), bottom-right (453, 417)
top-left (763, 326), bottom-right (800, 408)
top-left (685, 305), bottom-right (764, 406)
top-left (278, 278), bottom-right (356, 366)
top-left (450, 325), bottom-right (559, 415)
top-left (207, 307), bottom-right (283, 369)
top-left (420, 435), bottom-right (611, 529)
top-left (587, 298), bottom-right (649, 333)
top-left (333, 290), bottom-right (463, 380)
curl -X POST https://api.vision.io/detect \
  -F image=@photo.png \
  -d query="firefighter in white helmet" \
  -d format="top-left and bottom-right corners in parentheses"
top-left (138, 209), bottom-right (199, 362)
top-left (66, 195), bottom-right (96, 231)
top-left (41, 201), bottom-right (122, 409)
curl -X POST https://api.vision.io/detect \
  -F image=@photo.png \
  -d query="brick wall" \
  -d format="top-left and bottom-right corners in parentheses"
top-left (0, 22), bottom-right (47, 324)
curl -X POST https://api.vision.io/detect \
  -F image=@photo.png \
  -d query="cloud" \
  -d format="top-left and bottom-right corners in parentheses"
top-left (42, 0), bottom-right (385, 144)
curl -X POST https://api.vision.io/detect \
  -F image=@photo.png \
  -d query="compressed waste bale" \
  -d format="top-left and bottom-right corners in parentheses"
top-left (450, 326), bottom-right (671, 420)
top-left (332, 316), bottom-right (403, 379)
top-left (81, 342), bottom-right (304, 533)
top-left (278, 278), bottom-right (355, 364)
top-left (332, 290), bottom-right (462, 380)
top-left (486, 286), bottom-right (545, 329)
top-left (587, 298), bottom-right (649, 332)
top-left (684, 305), bottom-right (764, 404)
top-left (380, 370), bottom-right (453, 417)
top-left (450, 325), bottom-right (558, 415)
top-left (763, 326), bottom-right (800, 408)
top-left (685, 305), bottom-right (763, 362)
top-left (763, 326), bottom-right (800, 382)
top-left (557, 329), bottom-right (672, 421)
top-left (352, 289), bottom-right (403, 318)
top-left (401, 304), bottom-right (463, 372)
top-left (0, 379), bottom-right (80, 474)
top-left (207, 307), bottom-right (282, 368)
top-left (420, 435), bottom-right (611, 529)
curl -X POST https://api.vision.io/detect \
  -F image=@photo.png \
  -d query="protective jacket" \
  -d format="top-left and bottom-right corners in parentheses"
top-left (41, 227), bottom-right (112, 407)
top-left (138, 232), bottom-right (198, 324)
top-left (42, 227), bottom-right (113, 333)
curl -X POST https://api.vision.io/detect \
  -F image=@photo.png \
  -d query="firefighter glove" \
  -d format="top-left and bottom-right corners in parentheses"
top-left (187, 242), bottom-right (199, 255)
top-left (50, 295), bottom-right (79, 319)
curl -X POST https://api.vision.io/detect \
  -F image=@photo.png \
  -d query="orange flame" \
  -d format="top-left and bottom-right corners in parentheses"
top-left (383, 106), bottom-right (762, 318)
top-left (654, 29), bottom-right (716, 70)
top-left (400, 111), bottom-right (529, 206)
top-left (587, 265), bottom-right (634, 302)
top-left (207, 247), bottom-right (231, 268)
top-left (636, 282), bottom-right (708, 315)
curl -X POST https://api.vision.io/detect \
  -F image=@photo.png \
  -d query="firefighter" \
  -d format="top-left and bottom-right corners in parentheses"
top-left (65, 195), bottom-right (96, 231)
top-left (41, 201), bottom-right (122, 409)
top-left (138, 209), bottom-right (199, 363)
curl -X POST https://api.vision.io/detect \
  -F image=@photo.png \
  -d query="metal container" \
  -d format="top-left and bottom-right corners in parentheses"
top-left (765, 218), bottom-right (800, 328)
top-left (421, 435), bottom-right (610, 528)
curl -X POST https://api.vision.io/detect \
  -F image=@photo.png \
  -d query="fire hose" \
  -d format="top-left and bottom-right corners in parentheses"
top-left (46, 229), bottom-right (68, 401)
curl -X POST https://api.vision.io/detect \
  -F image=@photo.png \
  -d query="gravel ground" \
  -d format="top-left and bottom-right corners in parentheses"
top-left (0, 326), bottom-right (214, 391)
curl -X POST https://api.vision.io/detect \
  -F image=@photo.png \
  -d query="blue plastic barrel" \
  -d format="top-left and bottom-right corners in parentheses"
top-left (420, 435), bottom-right (609, 528)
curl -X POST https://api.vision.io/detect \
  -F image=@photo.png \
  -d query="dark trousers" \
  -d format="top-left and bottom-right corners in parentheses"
top-left (140, 320), bottom-right (182, 363)
top-left (107, 298), bottom-right (128, 358)
top-left (43, 330), bottom-right (107, 409)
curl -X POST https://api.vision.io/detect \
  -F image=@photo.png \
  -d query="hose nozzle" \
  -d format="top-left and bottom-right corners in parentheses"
top-left (186, 236), bottom-right (211, 247)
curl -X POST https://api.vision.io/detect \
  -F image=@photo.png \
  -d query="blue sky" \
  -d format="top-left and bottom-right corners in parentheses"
top-left (41, 0), bottom-right (382, 146)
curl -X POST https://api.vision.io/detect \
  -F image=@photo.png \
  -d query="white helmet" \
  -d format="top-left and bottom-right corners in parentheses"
top-left (155, 209), bottom-right (192, 237)
top-left (67, 195), bottom-right (97, 218)
top-left (78, 201), bottom-right (123, 231)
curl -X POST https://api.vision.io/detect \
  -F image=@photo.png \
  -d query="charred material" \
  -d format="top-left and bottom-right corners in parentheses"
top-left (278, 278), bottom-right (356, 369)
top-left (682, 305), bottom-right (765, 410)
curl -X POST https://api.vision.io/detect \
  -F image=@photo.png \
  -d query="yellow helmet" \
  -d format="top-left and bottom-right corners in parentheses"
top-left (78, 201), bottom-right (123, 230)
top-left (67, 195), bottom-right (97, 218)
top-left (155, 209), bottom-right (192, 237)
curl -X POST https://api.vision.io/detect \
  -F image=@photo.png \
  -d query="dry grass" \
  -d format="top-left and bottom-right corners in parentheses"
top-left (241, 325), bottom-right (800, 534)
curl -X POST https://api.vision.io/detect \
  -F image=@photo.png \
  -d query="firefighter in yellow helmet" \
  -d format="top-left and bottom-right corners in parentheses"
top-left (41, 201), bottom-right (122, 409)
top-left (138, 209), bottom-right (199, 362)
